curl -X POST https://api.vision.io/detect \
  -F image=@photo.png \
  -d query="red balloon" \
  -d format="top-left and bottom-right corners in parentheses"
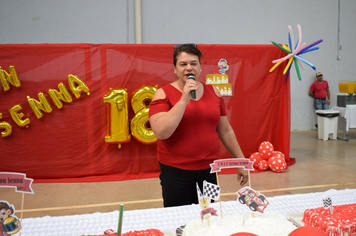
top-left (249, 152), bottom-right (263, 169)
top-left (258, 160), bottom-right (268, 171)
top-left (271, 150), bottom-right (285, 160)
top-left (268, 155), bottom-right (287, 173)
top-left (230, 233), bottom-right (258, 236)
top-left (259, 141), bottom-right (274, 160)
top-left (288, 226), bottom-right (328, 236)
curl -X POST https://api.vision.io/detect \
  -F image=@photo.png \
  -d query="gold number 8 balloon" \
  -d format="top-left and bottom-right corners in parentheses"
top-left (130, 85), bottom-right (157, 144)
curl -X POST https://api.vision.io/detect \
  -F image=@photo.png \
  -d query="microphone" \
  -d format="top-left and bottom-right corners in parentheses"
top-left (187, 74), bottom-right (196, 99)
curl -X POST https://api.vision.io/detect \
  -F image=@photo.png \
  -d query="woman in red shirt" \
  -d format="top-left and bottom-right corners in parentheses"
top-left (149, 44), bottom-right (248, 207)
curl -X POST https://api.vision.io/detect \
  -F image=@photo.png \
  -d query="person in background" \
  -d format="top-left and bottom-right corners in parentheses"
top-left (309, 71), bottom-right (331, 128)
top-left (148, 44), bottom-right (248, 207)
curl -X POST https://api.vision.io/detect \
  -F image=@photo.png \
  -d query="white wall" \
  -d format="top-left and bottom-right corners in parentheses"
top-left (0, 0), bottom-right (136, 43)
top-left (1, 0), bottom-right (355, 130)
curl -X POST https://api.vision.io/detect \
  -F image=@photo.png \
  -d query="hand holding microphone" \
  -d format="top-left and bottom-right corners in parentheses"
top-left (187, 74), bottom-right (196, 99)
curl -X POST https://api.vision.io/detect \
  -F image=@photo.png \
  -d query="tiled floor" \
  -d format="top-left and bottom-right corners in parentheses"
top-left (2, 130), bottom-right (356, 219)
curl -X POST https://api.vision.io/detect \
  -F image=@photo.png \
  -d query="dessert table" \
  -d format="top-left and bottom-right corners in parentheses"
top-left (332, 106), bottom-right (356, 140)
top-left (19, 188), bottom-right (356, 236)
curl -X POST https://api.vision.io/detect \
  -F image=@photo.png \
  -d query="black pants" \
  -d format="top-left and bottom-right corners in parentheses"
top-left (159, 162), bottom-right (217, 207)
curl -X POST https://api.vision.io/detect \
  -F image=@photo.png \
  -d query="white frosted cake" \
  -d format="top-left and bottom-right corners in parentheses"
top-left (182, 211), bottom-right (297, 236)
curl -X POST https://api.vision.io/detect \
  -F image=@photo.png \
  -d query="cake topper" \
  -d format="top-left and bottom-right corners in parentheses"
top-left (0, 172), bottom-right (34, 236)
top-left (322, 196), bottom-right (333, 214)
top-left (196, 181), bottom-right (220, 221)
top-left (0, 200), bottom-right (22, 235)
top-left (236, 187), bottom-right (269, 213)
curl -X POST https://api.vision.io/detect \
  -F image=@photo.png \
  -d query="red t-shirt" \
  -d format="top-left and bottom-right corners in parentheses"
top-left (149, 83), bottom-right (227, 170)
top-left (0, 223), bottom-right (10, 236)
top-left (310, 80), bottom-right (329, 99)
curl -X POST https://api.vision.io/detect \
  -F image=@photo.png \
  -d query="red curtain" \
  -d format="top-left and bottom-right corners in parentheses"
top-left (0, 44), bottom-right (295, 183)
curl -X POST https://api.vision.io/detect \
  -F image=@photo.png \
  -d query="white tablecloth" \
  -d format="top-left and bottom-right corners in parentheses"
top-left (19, 189), bottom-right (356, 236)
top-left (332, 106), bottom-right (356, 131)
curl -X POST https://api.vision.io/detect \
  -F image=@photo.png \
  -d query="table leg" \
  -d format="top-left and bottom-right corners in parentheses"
top-left (337, 117), bottom-right (349, 141)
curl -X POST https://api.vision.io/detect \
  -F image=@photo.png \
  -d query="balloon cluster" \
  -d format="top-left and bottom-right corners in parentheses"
top-left (249, 141), bottom-right (287, 173)
top-left (270, 24), bottom-right (323, 81)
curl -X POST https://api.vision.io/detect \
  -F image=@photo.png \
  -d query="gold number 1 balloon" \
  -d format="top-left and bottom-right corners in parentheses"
top-left (103, 88), bottom-right (131, 148)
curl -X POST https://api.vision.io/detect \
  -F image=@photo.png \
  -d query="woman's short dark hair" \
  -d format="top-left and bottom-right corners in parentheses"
top-left (173, 44), bottom-right (202, 66)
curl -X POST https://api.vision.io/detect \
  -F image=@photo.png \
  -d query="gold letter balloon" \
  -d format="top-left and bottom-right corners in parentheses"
top-left (130, 85), bottom-right (157, 144)
top-left (27, 92), bottom-right (53, 119)
top-left (48, 82), bottom-right (73, 109)
top-left (103, 88), bottom-right (131, 148)
top-left (68, 74), bottom-right (90, 99)
top-left (0, 113), bottom-right (12, 137)
top-left (9, 104), bottom-right (30, 127)
top-left (0, 65), bottom-right (21, 91)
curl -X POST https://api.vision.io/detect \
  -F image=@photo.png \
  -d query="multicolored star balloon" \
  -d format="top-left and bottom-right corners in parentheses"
top-left (270, 24), bottom-right (323, 81)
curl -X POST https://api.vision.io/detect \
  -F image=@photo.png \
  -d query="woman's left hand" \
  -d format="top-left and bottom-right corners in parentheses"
top-left (237, 168), bottom-right (248, 186)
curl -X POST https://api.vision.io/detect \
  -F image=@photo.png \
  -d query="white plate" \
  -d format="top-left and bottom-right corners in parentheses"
top-left (161, 230), bottom-right (175, 236)
top-left (287, 212), bottom-right (304, 227)
top-left (116, 230), bottom-right (174, 236)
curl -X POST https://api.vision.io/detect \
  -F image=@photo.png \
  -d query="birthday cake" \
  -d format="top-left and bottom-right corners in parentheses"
top-left (182, 211), bottom-right (297, 236)
top-left (302, 203), bottom-right (356, 236)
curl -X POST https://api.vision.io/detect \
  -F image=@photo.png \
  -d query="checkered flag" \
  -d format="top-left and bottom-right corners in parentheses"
top-left (323, 197), bottom-right (333, 214)
top-left (196, 182), bottom-right (203, 202)
top-left (203, 180), bottom-right (221, 201)
top-left (323, 197), bottom-right (332, 209)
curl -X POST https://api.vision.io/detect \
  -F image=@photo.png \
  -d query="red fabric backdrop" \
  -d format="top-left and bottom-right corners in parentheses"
top-left (0, 44), bottom-right (295, 183)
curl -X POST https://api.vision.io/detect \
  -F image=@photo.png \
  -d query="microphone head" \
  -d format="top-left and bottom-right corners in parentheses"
top-left (187, 74), bottom-right (195, 80)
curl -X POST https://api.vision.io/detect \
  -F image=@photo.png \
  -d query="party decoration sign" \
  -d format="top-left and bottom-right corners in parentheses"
top-left (206, 74), bottom-right (232, 96)
top-left (0, 172), bottom-right (34, 194)
top-left (270, 24), bottom-right (323, 81)
top-left (206, 59), bottom-right (232, 96)
top-left (210, 158), bottom-right (254, 173)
